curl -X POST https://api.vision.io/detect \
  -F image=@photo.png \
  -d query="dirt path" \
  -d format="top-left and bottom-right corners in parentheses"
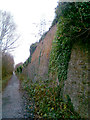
top-left (2, 74), bottom-right (27, 118)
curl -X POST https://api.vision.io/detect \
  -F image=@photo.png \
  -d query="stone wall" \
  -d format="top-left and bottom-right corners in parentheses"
top-left (63, 42), bottom-right (88, 118)
top-left (22, 24), bottom-right (89, 118)
top-left (27, 25), bottom-right (57, 82)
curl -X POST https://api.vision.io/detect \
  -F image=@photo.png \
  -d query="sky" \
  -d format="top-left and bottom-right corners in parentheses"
top-left (0, 0), bottom-right (59, 65)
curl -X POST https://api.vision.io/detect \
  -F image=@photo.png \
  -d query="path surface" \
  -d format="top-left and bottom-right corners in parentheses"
top-left (2, 74), bottom-right (26, 118)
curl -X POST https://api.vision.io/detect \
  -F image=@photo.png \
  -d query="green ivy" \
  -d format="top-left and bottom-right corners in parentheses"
top-left (49, 17), bottom-right (72, 84)
top-left (30, 43), bottom-right (38, 56)
top-left (39, 50), bottom-right (42, 65)
top-left (49, 2), bottom-right (89, 91)
top-left (16, 3), bottom-right (89, 118)
top-left (16, 65), bottom-right (23, 74)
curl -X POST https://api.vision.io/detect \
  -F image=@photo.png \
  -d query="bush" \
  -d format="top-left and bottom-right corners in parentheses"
top-left (2, 52), bottom-right (14, 89)
top-left (2, 52), bottom-right (14, 78)
top-left (21, 78), bottom-right (81, 119)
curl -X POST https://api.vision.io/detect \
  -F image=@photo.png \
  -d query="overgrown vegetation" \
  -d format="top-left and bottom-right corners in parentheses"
top-left (2, 52), bottom-right (14, 90)
top-left (0, 11), bottom-right (18, 90)
top-left (16, 2), bottom-right (89, 119)
top-left (39, 50), bottom-right (42, 65)
top-left (30, 42), bottom-right (38, 56)
top-left (49, 2), bottom-right (89, 94)
top-left (23, 56), bottom-right (31, 67)
top-left (20, 77), bottom-right (81, 119)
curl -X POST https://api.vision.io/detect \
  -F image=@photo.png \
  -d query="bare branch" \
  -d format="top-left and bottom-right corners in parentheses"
top-left (0, 10), bottom-right (19, 53)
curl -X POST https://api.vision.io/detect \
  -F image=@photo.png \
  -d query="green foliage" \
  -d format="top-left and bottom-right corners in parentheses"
top-left (17, 3), bottom-right (89, 119)
top-left (23, 60), bottom-right (29, 67)
top-left (49, 17), bottom-right (72, 84)
top-left (30, 43), bottom-right (38, 56)
top-left (21, 79), bottom-right (81, 119)
top-left (49, 2), bottom-right (89, 85)
top-left (28, 56), bottom-right (31, 63)
top-left (52, 2), bottom-right (90, 28)
top-left (39, 50), bottom-right (42, 65)
top-left (16, 65), bottom-right (23, 74)
top-left (16, 56), bottom-right (31, 74)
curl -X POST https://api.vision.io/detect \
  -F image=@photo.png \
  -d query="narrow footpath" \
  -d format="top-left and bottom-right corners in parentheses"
top-left (2, 74), bottom-right (27, 118)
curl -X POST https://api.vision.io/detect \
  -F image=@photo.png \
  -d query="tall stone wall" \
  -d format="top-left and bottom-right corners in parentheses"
top-left (63, 42), bottom-right (88, 118)
top-left (22, 24), bottom-right (89, 118)
top-left (27, 25), bottom-right (57, 82)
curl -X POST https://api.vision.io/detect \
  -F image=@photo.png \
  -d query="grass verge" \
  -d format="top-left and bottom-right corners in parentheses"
top-left (2, 74), bottom-right (12, 91)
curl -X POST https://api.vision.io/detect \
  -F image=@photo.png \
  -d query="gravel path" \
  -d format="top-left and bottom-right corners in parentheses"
top-left (2, 74), bottom-right (26, 118)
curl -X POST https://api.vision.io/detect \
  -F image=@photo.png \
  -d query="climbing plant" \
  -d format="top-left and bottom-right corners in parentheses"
top-left (49, 2), bottom-right (89, 87)
top-left (17, 2), bottom-right (89, 119)
top-left (39, 50), bottom-right (42, 65)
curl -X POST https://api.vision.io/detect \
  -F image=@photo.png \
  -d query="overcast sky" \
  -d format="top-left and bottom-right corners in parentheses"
top-left (0, 0), bottom-right (59, 65)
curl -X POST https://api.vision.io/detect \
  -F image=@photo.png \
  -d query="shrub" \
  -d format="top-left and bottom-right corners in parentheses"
top-left (21, 79), bottom-right (81, 119)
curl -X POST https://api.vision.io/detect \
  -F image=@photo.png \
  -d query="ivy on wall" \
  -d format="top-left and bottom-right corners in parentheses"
top-left (49, 2), bottom-right (89, 90)
top-left (39, 50), bottom-right (42, 65)
top-left (16, 2), bottom-right (89, 118)
top-left (49, 17), bottom-right (72, 95)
